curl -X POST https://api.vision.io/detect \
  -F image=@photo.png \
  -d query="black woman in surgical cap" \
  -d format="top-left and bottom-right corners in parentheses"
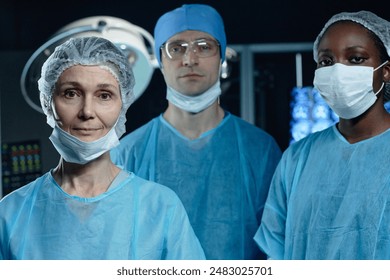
top-left (255, 10), bottom-right (390, 260)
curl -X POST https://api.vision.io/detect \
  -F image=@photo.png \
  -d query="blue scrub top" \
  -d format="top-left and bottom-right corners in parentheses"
top-left (0, 170), bottom-right (205, 260)
top-left (255, 126), bottom-right (390, 259)
top-left (111, 112), bottom-right (282, 259)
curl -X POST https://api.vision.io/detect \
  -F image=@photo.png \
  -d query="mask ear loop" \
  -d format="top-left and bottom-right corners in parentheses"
top-left (374, 82), bottom-right (385, 96)
top-left (50, 96), bottom-right (63, 127)
top-left (374, 60), bottom-right (389, 71)
top-left (373, 61), bottom-right (389, 96)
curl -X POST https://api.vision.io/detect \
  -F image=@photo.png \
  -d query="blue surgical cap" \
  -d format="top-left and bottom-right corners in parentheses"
top-left (154, 4), bottom-right (227, 66)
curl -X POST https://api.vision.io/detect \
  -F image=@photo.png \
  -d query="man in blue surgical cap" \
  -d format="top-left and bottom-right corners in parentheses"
top-left (111, 4), bottom-right (282, 260)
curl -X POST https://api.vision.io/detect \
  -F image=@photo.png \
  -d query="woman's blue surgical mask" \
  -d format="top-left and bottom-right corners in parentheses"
top-left (49, 123), bottom-right (120, 164)
top-left (313, 61), bottom-right (387, 119)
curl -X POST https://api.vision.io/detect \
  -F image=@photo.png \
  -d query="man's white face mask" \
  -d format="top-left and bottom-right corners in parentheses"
top-left (166, 80), bottom-right (222, 113)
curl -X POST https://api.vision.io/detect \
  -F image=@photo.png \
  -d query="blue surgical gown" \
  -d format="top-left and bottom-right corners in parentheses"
top-left (111, 112), bottom-right (282, 259)
top-left (255, 125), bottom-right (390, 259)
top-left (0, 169), bottom-right (205, 260)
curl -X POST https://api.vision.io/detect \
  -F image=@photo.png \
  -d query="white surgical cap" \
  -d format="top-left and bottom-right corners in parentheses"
top-left (313, 11), bottom-right (390, 100)
top-left (38, 36), bottom-right (135, 138)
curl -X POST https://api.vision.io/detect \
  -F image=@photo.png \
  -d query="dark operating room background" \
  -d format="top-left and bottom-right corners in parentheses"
top-left (0, 0), bottom-right (384, 196)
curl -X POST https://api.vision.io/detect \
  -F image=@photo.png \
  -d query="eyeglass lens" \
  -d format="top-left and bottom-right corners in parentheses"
top-left (164, 39), bottom-right (219, 60)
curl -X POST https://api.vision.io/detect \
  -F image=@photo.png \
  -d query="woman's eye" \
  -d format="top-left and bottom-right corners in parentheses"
top-left (318, 58), bottom-right (332, 67)
top-left (63, 89), bottom-right (77, 98)
top-left (350, 56), bottom-right (365, 64)
top-left (99, 92), bottom-right (112, 100)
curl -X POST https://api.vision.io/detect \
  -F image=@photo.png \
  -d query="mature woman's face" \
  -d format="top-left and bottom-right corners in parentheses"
top-left (52, 65), bottom-right (122, 142)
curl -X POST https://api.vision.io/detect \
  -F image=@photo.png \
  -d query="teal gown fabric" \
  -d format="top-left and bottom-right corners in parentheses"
top-left (255, 125), bottom-right (390, 259)
top-left (0, 170), bottom-right (205, 260)
top-left (111, 112), bottom-right (282, 259)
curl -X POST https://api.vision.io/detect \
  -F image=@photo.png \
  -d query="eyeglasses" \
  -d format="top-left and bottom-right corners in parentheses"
top-left (161, 38), bottom-right (220, 60)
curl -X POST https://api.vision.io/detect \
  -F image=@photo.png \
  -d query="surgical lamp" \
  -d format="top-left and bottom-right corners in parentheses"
top-left (20, 16), bottom-right (158, 113)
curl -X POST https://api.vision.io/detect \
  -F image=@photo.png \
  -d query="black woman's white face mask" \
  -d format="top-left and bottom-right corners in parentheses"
top-left (313, 61), bottom-right (387, 119)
